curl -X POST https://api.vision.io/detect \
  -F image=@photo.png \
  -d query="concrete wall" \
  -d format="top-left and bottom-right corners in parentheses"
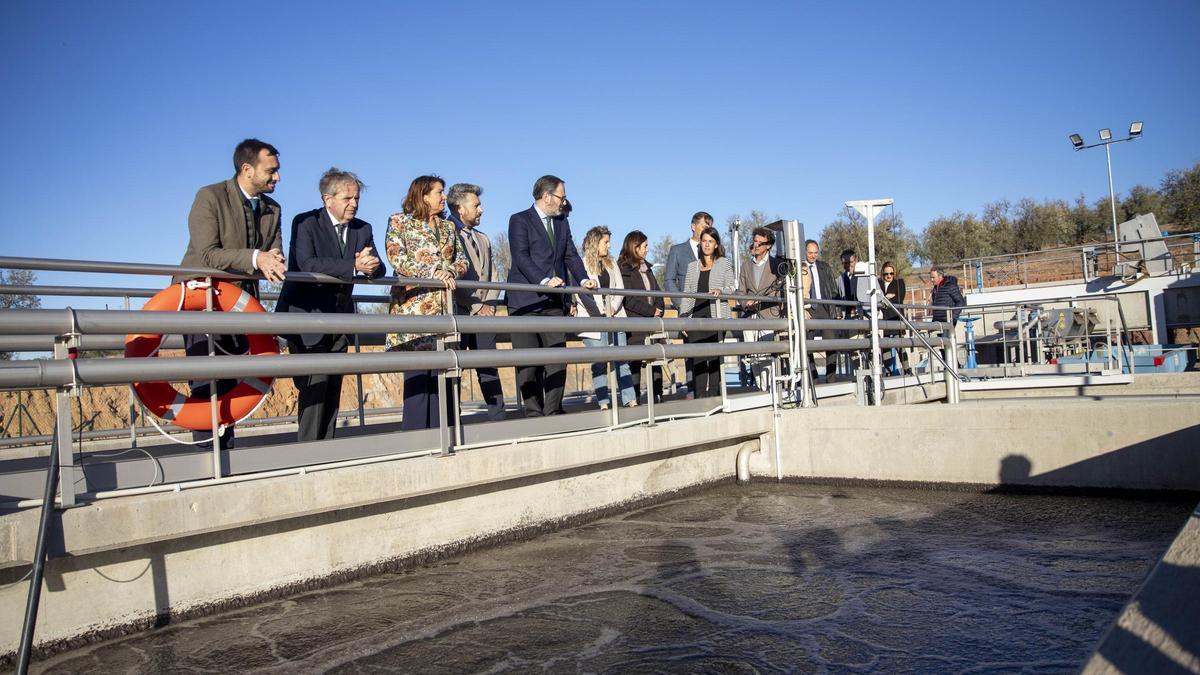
top-left (756, 397), bottom-right (1200, 490)
top-left (1083, 504), bottom-right (1200, 674)
top-left (2, 387), bottom-right (1198, 659)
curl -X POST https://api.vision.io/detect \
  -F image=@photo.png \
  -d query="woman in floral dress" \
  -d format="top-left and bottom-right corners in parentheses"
top-left (385, 175), bottom-right (467, 430)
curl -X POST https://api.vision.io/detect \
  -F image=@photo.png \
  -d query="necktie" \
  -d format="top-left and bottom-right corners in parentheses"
top-left (335, 223), bottom-right (346, 255)
top-left (809, 264), bottom-right (818, 299)
top-left (246, 198), bottom-right (261, 249)
top-left (544, 216), bottom-right (554, 244)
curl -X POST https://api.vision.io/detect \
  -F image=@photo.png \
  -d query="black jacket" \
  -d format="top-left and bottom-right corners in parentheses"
top-left (930, 275), bottom-right (966, 323)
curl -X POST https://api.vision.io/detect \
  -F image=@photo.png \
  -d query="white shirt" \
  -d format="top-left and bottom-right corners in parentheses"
top-left (532, 205), bottom-right (555, 285)
top-left (690, 238), bottom-right (700, 260)
top-left (325, 208), bottom-right (348, 246)
top-left (808, 261), bottom-right (822, 299)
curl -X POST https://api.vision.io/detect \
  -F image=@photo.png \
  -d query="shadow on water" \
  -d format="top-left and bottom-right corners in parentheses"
top-left (24, 428), bottom-right (1200, 674)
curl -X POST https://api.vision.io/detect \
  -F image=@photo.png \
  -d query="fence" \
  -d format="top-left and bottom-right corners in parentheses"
top-left (0, 255), bottom-right (957, 508)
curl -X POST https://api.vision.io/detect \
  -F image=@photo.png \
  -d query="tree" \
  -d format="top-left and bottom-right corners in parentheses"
top-left (1066, 194), bottom-right (1109, 244)
top-left (724, 210), bottom-right (774, 262)
top-left (1161, 161), bottom-right (1200, 231)
top-left (981, 199), bottom-right (1016, 255)
top-left (492, 232), bottom-right (511, 281)
top-left (1012, 198), bottom-right (1072, 251)
top-left (1, 269), bottom-right (42, 360)
top-left (820, 209), bottom-right (919, 274)
top-left (649, 234), bottom-right (675, 288)
top-left (920, 211), bottom-right (993, 266)
top-left (1119, 184), bottom-right (1167, 226)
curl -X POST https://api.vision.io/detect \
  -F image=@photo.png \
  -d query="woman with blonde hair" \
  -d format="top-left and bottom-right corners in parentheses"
top-left (575, 226), bottom-right (637, 409)
top-left (678, 226), bottom-right (736, 399)
top-left (385, 175), bottom-right (467, 430)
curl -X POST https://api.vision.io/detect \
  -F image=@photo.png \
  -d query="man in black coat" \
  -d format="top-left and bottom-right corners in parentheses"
top-left (276, 168), bottom-right (384, 442)
top-left (929, 267), bottom-right (966, 324)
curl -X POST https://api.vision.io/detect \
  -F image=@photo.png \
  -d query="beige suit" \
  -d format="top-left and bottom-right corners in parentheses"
top-left (736, 255), bottom-right (784, 320)
top-left (174, 178), bottom-right (282, 293)
top-left (454, 225), bottom-right (501, 315)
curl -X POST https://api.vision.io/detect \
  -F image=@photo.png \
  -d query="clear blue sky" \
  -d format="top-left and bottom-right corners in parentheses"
top-left (2, 0), bottom-right (1198, 308)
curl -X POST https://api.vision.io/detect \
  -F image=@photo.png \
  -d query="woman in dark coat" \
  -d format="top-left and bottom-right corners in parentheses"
top-left (618, 231), bottom-right (665, 403)
top-left (878, 261), bottom-right (910, 374)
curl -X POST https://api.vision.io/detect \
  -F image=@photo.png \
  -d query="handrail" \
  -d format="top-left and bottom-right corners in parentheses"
top-left (0, 255), bottom-right (780, 305)
top-left (958, 232), bottom-right (1197, 265)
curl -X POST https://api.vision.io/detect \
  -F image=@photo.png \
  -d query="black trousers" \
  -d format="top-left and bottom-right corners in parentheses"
top-left (627, 331), bottom-right (663, 403)
top-left (459, 331), bottom-right (506, 421)
top-left (184, 333), bottom-right (248, 449)
top-left (402, 369), bottom-right (457, 431)
top-left (686, 330), bottom-right (723, 399)
top-left (286, 333), bottom-right (349, 442)
top-left (510, 305), bottom-right (566, 416)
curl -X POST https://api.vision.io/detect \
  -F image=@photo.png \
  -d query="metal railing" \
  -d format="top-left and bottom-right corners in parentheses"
top-left (959, 232), bottom-right (1200, 292)
top-left (0, 255), bottom-right (957, 509)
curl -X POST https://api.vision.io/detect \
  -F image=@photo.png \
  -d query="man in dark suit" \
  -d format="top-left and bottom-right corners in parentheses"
top-left (175, 138), bottom-right (288, 449)
top-left (447, 182), bottom-right (506, 421)
top-left (505, 175), bottom-right (597, 416)
top-left (276, 168), bottom-right (383, 442)
top-left (804, 239), bottom-right (839, 380)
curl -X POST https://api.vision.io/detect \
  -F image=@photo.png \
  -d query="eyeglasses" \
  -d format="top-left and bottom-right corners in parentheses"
top-left (751, 240), bottom-right (770, 248)
top-left (883, 272), bottom-right (895, 276)
top-left (548, 192), bottom-right (567, 202)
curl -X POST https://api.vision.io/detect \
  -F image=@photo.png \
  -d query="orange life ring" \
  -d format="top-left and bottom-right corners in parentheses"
top-left (124, 281), bottom-right (278, 431)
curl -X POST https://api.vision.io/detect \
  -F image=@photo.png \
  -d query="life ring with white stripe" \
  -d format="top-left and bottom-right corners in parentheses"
top-left (124, 281), bottom-right (278, 431)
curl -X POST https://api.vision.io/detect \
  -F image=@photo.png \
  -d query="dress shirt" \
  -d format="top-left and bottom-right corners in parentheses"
top-left (808, 262), bottom-right (822, 299)
top-left (325, 208), bottom-right (348, 247)
top-left (533, 205), bottom-right (554, 285)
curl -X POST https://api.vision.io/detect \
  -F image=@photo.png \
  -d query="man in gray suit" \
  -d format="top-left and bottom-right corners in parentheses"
top-left (663, 211), bottom-right (713, 397)
top-left (448, 182), bottom-right (506, 421)
top-left (176, 138), bottom-right (288, 449)
top-left (663, 211), bottom-right (712, 309)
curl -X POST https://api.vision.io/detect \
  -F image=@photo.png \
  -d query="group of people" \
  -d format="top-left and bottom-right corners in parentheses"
top-left (177, 137), bottom-right (966, 448)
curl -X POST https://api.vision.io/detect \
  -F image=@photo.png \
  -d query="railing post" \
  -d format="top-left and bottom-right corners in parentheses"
top-left (205, 279), bottom-right (222, 480)
top-left (943, 324), bottom-right (960, 404)
top-left (353, 331), bottom-right (365, 428)
top-left (52, 334), bottom-right (78, 507)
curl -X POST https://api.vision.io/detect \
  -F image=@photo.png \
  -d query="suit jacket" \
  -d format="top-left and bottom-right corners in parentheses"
top-left (175, 178), bottom-right (282, 294)
top-left (276, 208), bottom-right (383, 321)
top-left (803, 259), bottom-right (839, 319)
top-left (664, 240), bottom-right (698, 309)
top-left (837, 270), bottom-right (862, 318)
top-left (679, 257), bottom-right (736, 318)
top-left (450, 214), bottom-right (502, 315)
top-left (505, 206), bottom-right (591, 314)
top-left (737, 255), bottom-right (784, 320)
top-left (620, 260), bottom-right (665, 347)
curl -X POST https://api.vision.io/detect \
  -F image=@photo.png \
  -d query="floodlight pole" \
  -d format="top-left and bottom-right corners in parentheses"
top-left (1071, 128), bottom-right (1141, 259)
top-left (845, 198), bottom-right (893, 406)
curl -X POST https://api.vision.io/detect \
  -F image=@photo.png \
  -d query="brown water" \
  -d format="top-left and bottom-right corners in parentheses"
top-left (33, 484), bottom-right (1192, 674)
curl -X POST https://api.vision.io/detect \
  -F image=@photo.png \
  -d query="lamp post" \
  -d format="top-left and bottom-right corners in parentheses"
top-left (1068, 121), bottom-right (1143, 256)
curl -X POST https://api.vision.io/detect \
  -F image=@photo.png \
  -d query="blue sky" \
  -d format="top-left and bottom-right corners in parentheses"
top-left (2, 0), bottom-right (1198, 308)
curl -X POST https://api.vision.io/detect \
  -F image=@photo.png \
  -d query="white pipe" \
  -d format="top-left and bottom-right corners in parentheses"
top-left (736, 440), bottom-right (759, 484)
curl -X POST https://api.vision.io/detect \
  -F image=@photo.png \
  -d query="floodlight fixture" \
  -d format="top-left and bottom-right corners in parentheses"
top-left (1099, 128), bottom-right (1113, 141)
top-left (1129, 121), bottom-right (1143, 137)
top-left (1069, 133), bottom-right (1084, 149)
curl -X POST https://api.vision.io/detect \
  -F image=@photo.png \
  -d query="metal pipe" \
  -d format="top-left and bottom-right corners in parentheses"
top-left (14, 427), bottom-right (60, 675)
top-left (0, 308), bottom-right (796, 336)
top-left (0, 256), bottom-right (781, 304)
